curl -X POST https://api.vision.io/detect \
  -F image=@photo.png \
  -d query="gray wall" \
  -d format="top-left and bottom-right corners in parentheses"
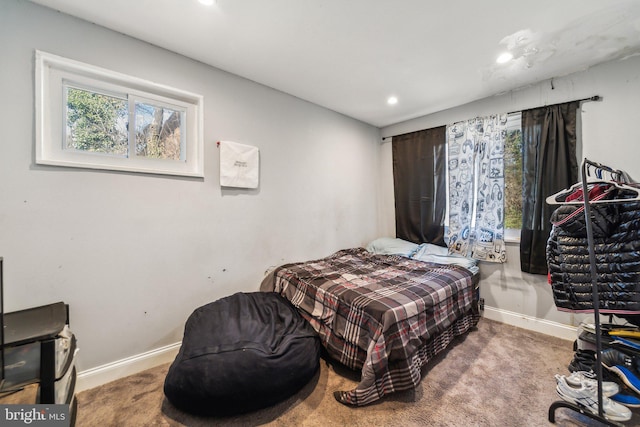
top-left (381, 54), bottom-right (640, 330)
top-left (0, 0), bottom-right (381, 372)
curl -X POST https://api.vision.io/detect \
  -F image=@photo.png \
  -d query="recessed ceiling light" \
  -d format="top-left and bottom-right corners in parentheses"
top-left (387, 96), bottom-right (398, 105)
top-left (199, 0), bottom-right (216, 5)
top-left (496, 52), bottom-right (513, 64)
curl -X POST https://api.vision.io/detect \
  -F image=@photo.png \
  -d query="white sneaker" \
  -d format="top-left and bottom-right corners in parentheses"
top-left (555, 374), bottom-right (632, 422)
top-left (565, 371), bottom-right (620, 397)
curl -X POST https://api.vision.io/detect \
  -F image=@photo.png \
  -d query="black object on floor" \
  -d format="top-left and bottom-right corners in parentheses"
top-left (163, 292), bottom-right (320, 416)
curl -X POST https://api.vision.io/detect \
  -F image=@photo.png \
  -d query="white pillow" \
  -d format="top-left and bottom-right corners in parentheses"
top-left (412, 243), bottom-right (478, 272)
top-left (365, 237), bottom-right (420, 257)
top-left (413, 243), bottom-right (449, 257)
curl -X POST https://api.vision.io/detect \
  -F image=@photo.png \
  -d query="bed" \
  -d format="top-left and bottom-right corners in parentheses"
top-left (260, 238), bottom-right (480, 406)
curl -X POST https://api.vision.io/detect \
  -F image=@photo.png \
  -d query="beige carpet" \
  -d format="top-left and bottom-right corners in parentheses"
top-left (76, 318), bottom-right (640, 426)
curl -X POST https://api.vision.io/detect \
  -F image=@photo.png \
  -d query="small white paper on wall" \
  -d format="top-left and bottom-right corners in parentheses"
top-left (219, 140), bottom-right (259, 189)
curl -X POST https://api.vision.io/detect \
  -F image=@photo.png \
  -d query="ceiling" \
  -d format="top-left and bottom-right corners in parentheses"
top-left (30, 0), bottom-right (640, 128)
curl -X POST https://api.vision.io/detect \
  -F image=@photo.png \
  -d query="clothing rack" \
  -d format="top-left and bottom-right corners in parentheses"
top-left (548, 158), bottom-right (629, 426)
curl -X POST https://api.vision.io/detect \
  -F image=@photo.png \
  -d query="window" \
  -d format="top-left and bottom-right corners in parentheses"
top-left (36, 51), bottom-right (203, 177)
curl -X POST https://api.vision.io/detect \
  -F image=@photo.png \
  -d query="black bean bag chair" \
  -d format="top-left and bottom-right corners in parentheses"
top-left (163, 292), bottom-right (320, 416)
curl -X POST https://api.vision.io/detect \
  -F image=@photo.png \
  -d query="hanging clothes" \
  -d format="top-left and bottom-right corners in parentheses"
top-left (546, 181), bottom-right (640, 318)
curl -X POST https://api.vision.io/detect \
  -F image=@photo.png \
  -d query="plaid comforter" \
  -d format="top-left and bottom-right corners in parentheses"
top-left (270, 247), bottom-right (479, 406)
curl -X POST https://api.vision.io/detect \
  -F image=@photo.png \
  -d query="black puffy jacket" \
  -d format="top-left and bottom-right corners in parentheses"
top-left (546, 184), bottom-right (640, 317)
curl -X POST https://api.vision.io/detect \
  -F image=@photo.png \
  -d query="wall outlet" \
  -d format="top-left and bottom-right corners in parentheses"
top-left (479, 298), bottom-right (485, 311)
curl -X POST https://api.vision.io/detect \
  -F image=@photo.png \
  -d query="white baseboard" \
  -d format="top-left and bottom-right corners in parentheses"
top-left (74, 308), bottom-right (575, 393)
top-left (76, 342), bottom-right (181, 393)
top-left (482, 306), bottom-right (577, 341)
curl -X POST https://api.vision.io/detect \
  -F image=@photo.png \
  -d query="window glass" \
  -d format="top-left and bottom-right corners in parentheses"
top-left (134, 101), bottom-right (185, 161)
top-left (504, 112), bottom-right (523, 231)
top-left (65, 85), bottom-right (128, 156)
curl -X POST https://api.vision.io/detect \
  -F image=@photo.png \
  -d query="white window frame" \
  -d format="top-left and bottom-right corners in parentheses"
top-left (35, 50), bottom-right (204, 177)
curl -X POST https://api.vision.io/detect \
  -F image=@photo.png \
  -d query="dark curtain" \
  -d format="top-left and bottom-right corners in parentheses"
top-left (520, 102), bottom-right (579, 274)
top-left (392, 127), bottom-right (447, 246)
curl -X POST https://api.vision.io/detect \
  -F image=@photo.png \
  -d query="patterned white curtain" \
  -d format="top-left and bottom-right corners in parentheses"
top-left (446, 115), bottom-right (507, 263)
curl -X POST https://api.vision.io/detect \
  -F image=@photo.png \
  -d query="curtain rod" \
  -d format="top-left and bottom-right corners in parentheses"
top-left (506, 95), bottom-right (601, 115)
top-left (381, 95), bottom-right (601, 141)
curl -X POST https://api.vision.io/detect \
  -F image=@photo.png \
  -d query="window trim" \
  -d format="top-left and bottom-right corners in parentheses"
top-left (35, 50), bottom-right (204, 177)
top-left (504, 228), bottom-right (521, 243)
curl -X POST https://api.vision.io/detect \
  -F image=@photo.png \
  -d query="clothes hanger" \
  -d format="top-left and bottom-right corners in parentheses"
top-left (546, 158), bottom-right (640, 205)
top-left (583, 159), bottom-right (638, 186)
top-left (546, 180), bottom-right (640, 205)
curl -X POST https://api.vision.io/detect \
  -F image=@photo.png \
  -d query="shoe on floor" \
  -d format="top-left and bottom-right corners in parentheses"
top-left (555, 374), bottom-right (632, 422)
top-left (568, 349), bottom-right (596, 373)
top-left (603, 364), bottom-right (640, 396)
top-left (565, 371), bottom-right (619, 397)
top-left (601, 348), bottom-right (640, 395)
top-left (600, 348), bottom-right (634, 369)
top-left (611, 392), bottom-right (640, 408)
